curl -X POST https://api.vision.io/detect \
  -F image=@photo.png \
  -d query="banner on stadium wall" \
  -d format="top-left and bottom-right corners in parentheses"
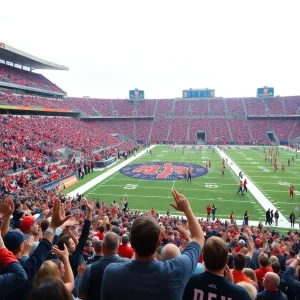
top-left (41, 172), bottom-right (78, 191)
top-left (0, 105), bottom-right (80, 113)
top-left (63, 175), bottom-right (78, 189)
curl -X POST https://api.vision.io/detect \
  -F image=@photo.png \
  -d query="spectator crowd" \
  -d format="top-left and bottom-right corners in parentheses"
top-left (0, 187), bottom-right (299, 300)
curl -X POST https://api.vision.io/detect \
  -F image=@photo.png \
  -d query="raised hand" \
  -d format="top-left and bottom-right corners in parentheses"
top-left (52, 244), bottom-right (69, 261)
top-left (50, 199), bottom-right (71, 229)
top-left (64, 217), bottom-right (80, 227)
top-left (77, 261), bottom-right (87, 276)
top-left (170, 190), bottom-right (191, 213)
top-left (177, 226), bottom-right (191, 242)
top-left (0, 195), bottom-right (14, 217)
top-left (224, 265), bottom-right (234, 283)
top-left (86, 200), bottom-right (94, 212)
top-left (24, 236), bottom-right (35, 255)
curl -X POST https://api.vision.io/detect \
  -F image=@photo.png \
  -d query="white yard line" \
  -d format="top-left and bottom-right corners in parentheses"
top-left (86, 192), bottom-right (250, 203)
top-left (216, 147), bottom-right (290, 228)
top-left (67, 145), bottom-right (156, 198)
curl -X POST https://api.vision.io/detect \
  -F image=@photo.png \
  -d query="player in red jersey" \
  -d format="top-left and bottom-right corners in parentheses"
top-left (206, 204), bottom-right (211, 220)
top-left (264, 156), bottom-right (267, 162)
top-left (282, 163), bottom-right (286, 172)
top-left (290, 185), bottom-right (294, 199)
top-left (243, 178), bottom-right (248, 193)
top-left (274, 163), bottom-right (278, 172)
top-left (221, 166), bottom-right (225, 177)
top-left (151, 208), bottom-right (155, 215)
top-left (208, 161), bottom-right (211, 168)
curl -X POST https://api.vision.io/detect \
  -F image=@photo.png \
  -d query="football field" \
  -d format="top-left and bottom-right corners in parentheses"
top-left (67, 145), bottom-right (300, 226)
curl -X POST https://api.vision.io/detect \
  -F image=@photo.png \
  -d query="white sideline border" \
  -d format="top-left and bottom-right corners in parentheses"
top-left (216, 147), bottom-right (290, 228)
top-left (67, 145), bottom-right (156, 198)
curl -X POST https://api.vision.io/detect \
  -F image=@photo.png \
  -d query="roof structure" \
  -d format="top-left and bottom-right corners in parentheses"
top-left (0, 42), bottom-right (68, 71)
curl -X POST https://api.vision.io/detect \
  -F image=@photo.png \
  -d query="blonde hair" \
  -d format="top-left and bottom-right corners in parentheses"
top-left (237, 282), bottom-right (257, 300)
top-left (269, 255), bottom-right (279, 265)
top-left (34, 261), bottom-right (62, 287)
top-left (243, 268), bottom-right (257, 282)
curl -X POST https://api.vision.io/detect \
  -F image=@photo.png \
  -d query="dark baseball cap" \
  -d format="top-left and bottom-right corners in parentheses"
top-left (3, 231), bottom-right (30, 251)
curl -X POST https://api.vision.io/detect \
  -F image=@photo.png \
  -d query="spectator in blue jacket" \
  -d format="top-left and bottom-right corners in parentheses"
top-left (283, 253), bottom-right (300, 300)
top-left (3, 198), bottom-right (71, 300)
top-left (0, 229), bottom-right (28, 299)
top-left (101, 189), bottom-right (205, 300)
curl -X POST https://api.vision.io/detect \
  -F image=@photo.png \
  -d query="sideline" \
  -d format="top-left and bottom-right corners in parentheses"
top-left (67, 145), bottom-right (156, 198)
top-left (215, 147), bottom-right (290, 228)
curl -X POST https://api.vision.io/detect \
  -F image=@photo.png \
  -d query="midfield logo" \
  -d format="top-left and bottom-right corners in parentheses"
top-left (120, 162), bottom-right (208, 181)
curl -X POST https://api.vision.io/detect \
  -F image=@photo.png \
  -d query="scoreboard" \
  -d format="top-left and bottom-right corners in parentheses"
top-left (129, 89), bottom-right (144, 100)
top-left (182, 89), bottom-right (215, 98)
top-left (257, 87), bottom-right (274, 97)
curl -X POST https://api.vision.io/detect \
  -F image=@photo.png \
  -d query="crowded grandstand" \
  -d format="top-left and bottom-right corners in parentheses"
top-left (0, 40), bottom-right (299, 300)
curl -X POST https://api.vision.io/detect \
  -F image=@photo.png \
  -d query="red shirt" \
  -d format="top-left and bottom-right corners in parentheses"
top-left (207, 206), bottom-right (211, 214)
top-left (94, 232), bottom-right (104, 240)
top-left (255, 266), bottom-right (273, 284)
top-left (290, 186), bottom-right (294, 192)
top-left (118, 244), bottom-right (134, 259)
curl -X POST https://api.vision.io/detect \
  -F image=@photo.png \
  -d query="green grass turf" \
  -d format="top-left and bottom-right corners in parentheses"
top-left (225, 146), bottom-right (300, 220)
top-left (80, 146), bottom-right (271, 221)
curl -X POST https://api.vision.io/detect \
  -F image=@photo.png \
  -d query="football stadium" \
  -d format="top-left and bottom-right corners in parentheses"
top-left (1, 2), bottom-right (300, 298)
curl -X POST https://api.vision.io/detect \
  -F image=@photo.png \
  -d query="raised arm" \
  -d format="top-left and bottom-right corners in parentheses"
top-left (52, 244), bottom-right (74, 292)
top-left (170, 189), bottom-right (204, 247)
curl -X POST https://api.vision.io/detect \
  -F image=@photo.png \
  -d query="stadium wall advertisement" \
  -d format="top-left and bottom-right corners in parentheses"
top-left (0, 105), bottom-right (80, 113)
top-left (41, 172), bottom-right (78, 191)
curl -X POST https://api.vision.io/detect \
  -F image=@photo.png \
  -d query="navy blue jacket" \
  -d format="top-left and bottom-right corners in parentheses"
top-left (6, 237), bottom-right (52, 300)
top-left (0, 262), bottom-right (27, 300)
top-left (284, 266), bottom-right (300, 300)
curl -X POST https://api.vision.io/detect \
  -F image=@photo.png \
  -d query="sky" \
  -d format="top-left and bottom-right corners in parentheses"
top-left (1, 0), bottom-right (300, 99)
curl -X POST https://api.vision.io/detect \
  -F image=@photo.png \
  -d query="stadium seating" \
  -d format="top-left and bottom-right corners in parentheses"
top-left (68, 97), bottom-right (99, 115)
top-left (226, 98), bottom-right (246, 117)
top-left (190, 99), bottom-right (209, 116)
top-left (284, 96), bottom-right (300, 114)
top-left (155, 99), bottom-right (174, 117)
top-left (210, 118), bottom-right (231, 141)
top-left (151, 119), bottom-right (171, 141)
top-left (174, 100), bottom-right (190, 116)
top-left (0, 64), bottom-right (65, 93)
top-left (113, 100), bottom-right (135, 116)
top-left (229, 120), bottom-right (251, 143)
top-left (244, 98), bottom-right (267, 115)
top-left (266, 98), bottom-right (284, 115)
top-left (210, 99), bottom-right (226, 116)
top-left (115, 119), bottom-right (136, 139)
top-left (168, 118), bottom-right (189, 142)
top-left (289, 121), bottom-right (300, 139)
top-left (0, 92), bottom-right (77, 110)
top-left (189, 119), bottom-right (211, 142)
top-left (89, 99), bottom-right (115, 116)
top-left (136, 100), bottom-right (156, 116)
top-left (0, 116), bottom-right (121, 174)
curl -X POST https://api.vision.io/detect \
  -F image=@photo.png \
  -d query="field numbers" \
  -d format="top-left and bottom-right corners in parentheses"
top-left (124, 184), bottom-right (138, 190)
top-left (205, 183), bottom-right (218, 189)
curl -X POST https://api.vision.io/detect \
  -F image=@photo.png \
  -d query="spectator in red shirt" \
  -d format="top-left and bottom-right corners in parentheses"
top-left (118, 235), bottom-right (134, 259)
top-left (94, 225), bottom-right (105, 240)
top-left (255, 253), bottom-right (273, 286)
